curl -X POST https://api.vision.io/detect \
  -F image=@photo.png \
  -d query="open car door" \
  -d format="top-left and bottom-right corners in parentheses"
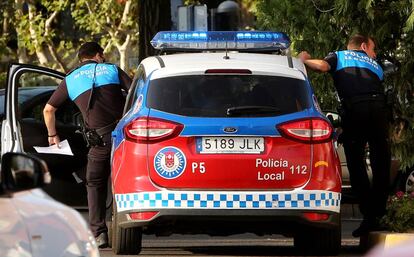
top-left (1, 63), bottom-right (88, 208)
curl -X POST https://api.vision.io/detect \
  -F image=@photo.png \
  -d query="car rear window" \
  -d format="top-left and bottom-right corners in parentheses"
top-left (147, 75), bottom-right (311, 117)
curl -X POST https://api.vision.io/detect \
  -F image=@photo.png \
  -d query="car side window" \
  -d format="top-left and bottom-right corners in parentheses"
top-left (17, 72), bottom-right (60, 121)
top-left (17, 72), bottom-right (80, 125)
top-left (124, 65), bottom-right (146, 113)
top-left (22, 98), bottom-right (79, 125)
top-left (18, 72), bottom-right (61, 88)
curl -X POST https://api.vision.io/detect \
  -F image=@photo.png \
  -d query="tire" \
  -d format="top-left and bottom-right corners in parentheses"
top-left (400, 168), bottom-right (414, 194)
top-left (106, 183), bottom-right (114, 248)
top-left (294, 224), bottom-right (341, 256)
top-left (111, 205), bottom-right (142, 255)
top-left (107, 220), bottom-right (112, 248)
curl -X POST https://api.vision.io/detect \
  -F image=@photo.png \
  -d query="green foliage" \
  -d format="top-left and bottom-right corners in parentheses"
top-left (16, 0), bottom-right (69, 52)
top-left (184, 0), bottom-right (200, 4)
top-left (0, 72), bottom-right (7, 89)
top-left (0, 0), bottom-right (14, 58)
top-left (0, 0), bottom-right (138, 72)
top-left (71, 0), bottom-right (137, 45)
top-left (71, 0), bottom-right (138, 70)
top-left (381, 191), bottom-right (414, 232)
top-left (255, 0), bottom-right (414, 168)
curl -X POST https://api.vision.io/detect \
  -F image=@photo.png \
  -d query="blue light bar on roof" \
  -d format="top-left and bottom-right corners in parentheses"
top-left (151, 31), bottom-right (290, 51)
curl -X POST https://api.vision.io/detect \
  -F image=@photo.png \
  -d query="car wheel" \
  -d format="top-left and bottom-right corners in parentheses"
top-left (107, 178), bottom-right (113, 209)
top-left (111, 204), bottom-right (142, 255)
top-left (400, 168), bottom-right (414, 193)
top-left (107, 220), bottom-right (112, 248)
top-left (294, 225), bottom-right (341, 256)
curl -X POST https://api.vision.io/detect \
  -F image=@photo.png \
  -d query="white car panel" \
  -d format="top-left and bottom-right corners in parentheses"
top-left (141, 52), bottom-right (307, 80)
top-left (0, 195), bottom-right (31, 257)
top-left (1, 189), bottom-right (99, 257)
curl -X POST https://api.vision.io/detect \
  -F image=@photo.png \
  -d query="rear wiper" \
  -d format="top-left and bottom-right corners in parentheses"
top-left (226, 106), bottom-right (281, 116)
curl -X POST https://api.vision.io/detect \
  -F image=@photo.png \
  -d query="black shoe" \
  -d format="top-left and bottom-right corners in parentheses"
top-left (95, 232), bottom-right (109, 248)
top-left (352, 219), bottom-right (381, 237)
top-left (352, 224), bottom-right (370, 237)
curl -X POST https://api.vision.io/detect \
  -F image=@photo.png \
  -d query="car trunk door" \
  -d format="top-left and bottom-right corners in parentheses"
top-left (1, 63), bottom-right (65, 156)
top-left (147, 112), bottom-right (312, 190)
top-left (144, 73), bottom-right (313, 190)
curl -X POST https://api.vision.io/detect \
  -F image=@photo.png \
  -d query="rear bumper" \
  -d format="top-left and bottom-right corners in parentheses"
top-left (114, 189), bottom-right (341, 235)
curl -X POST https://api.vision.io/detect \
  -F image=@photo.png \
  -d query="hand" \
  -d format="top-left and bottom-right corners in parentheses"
top-left (48, 135), bottom-right (61, 148)
top-left (298, 51), bottom-right (311, 62)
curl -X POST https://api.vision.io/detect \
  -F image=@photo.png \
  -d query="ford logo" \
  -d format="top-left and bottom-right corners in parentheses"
top-left (223, 127), bottom-right (237, 133)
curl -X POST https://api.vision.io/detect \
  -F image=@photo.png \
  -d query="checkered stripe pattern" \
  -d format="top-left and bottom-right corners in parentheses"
top-left (115, 190), bottom-right (341, 213)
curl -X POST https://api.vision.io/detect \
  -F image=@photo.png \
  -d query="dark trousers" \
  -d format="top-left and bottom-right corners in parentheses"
top-left (342, 99), bottom-right (391, 221)
top-left (86, 134), bottom-right (111, 237)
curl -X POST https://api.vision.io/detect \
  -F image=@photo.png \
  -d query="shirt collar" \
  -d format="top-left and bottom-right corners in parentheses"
top-left (66, 60), bottom-right (98, 75)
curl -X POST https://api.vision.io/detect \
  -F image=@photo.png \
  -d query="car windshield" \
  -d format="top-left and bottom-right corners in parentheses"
top-left (147, 75), bottom-right (311, 117)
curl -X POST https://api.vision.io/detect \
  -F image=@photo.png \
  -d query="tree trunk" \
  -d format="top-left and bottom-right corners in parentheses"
top-left (27, 3), bottom-right (49, 66)
top-left (138, 0), bottom-right (171, 62)
top-left (44, 10), bottom-right (67, 72)
top-left (114, 0), bottom-right (133, 72)
top-left (17, 46), bottom-right (29, 64)
top-left (14, 0), bottom-right (28, 63)
top-left (46, 43), bottom-right (67, 72)
top-left (116, 34), bottom-right (131, 72)
top-left (119, 47), bottom-right (127, 72)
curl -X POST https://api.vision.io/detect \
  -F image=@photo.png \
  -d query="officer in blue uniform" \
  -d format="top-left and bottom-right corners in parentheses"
top-left (43, 42), bottom-right (131, 247)
top-left (299, 34), bottom-right (391, 237)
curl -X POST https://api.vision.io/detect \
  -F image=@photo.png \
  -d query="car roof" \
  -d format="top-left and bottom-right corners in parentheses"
top-left (141, 52), bottom-right (307, 81)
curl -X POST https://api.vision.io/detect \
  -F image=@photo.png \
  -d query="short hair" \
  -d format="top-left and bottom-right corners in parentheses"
top-left (78, 42), bottom-right (104, 60)
top-left (347, 34), bottom-right (374, 48)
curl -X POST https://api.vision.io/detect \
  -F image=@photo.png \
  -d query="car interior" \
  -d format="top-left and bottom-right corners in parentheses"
top-left (15, 72), bottom-right (88, 207)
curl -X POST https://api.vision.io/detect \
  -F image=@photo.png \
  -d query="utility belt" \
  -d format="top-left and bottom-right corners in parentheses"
top-left (340, 93), bottom-right (385, 110)
top-left (78, 121), bottom-right (117, 147)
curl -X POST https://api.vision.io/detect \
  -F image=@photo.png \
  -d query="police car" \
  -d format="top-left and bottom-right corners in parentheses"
top-left (111, 31), bottom-right (342, 255)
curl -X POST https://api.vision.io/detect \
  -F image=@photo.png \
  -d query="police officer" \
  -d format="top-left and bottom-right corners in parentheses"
top-left (43, 42), bottom-right (131, 247)
top-left (299, 34), bottom-right (391, 237)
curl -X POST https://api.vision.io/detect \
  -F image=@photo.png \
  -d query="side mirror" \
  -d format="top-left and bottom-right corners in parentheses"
top-left (383, 60), bottom-right (398, 75)
top-left (324, 111), bottom-right (341, 128)
top-left (1, 152), bottom-right (51, 193)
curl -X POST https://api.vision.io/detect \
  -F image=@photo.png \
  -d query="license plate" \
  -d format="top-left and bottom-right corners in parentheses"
top-left (196, 137), bottom-right (265, 154)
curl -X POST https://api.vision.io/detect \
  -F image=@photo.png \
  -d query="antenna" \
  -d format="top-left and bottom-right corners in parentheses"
top-left (223, 41), bottom-right (230, 60)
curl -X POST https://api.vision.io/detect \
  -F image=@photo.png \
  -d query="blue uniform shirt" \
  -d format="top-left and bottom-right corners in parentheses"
top-left (324, 50), bottom-right (384, 99)
top-left (66, 63), bottom-right (120, 101)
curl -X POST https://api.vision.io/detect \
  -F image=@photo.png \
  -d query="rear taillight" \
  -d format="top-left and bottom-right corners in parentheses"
top-left (129, 211), bottom-right (159, 221)
top-left (277, 118), bottom-right (332, 143)
top-left (303, 212), bottom-right (330, 221)
top-left (124, 117), bottom-right (183, 143)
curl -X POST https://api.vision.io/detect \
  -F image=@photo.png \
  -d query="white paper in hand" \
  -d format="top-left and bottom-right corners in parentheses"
top-left (33, 139), bottom-right (74, 156)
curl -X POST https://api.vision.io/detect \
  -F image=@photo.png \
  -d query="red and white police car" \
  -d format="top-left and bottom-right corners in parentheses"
top-left (110, 31), bottom-right (342, 255)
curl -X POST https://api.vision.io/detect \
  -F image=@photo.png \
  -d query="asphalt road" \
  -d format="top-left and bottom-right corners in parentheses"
top-left (95, 204), bottom-right (367, 257)
top-left (99, 233), bottom-right (362, 257)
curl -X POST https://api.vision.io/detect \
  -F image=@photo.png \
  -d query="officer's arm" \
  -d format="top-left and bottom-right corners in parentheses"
top-left (118, 67), bottom-right (132, 91)
top-left (43, 103), bottom-right (60, 146)
top-left (303, 59), bottom-right (331, 73)
top-left (298, 51), bottom-right (331, 73)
